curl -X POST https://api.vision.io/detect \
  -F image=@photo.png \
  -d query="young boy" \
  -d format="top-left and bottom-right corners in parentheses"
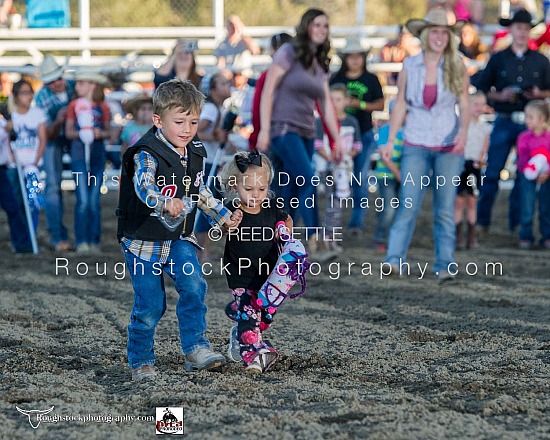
top-left (314, 83), bottom-right (362, 255)
top-left (117, 79), bottom-right (242, 381)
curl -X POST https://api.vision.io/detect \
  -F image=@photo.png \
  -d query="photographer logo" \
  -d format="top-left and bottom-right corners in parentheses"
top-left (16, 406), bottom-right (55, 429)
top-left (156, 407), bottom-right (184, 435)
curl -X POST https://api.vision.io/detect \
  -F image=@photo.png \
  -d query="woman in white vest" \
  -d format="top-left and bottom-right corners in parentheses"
top-left (380, 8), bottom-right (470, 282)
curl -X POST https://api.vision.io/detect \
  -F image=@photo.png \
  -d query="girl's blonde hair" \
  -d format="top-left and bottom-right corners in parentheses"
top-left (218, 151), bottom-right (275, 202)
top-left (419, 27), bottom-right (465, 97)
top-left (525, 100), bottom-right (550, 125)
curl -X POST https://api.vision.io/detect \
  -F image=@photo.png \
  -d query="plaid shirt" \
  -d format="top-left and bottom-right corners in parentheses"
top-left (35, 80), bottom-right (76, 143)
top-left (121, 129), bottom-right (232, 263)
top-left (121, 129), bottom-right (192, 264)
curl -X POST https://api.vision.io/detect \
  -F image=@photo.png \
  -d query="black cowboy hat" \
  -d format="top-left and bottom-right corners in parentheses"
top-left (499, 8), bottom-right (537, 27)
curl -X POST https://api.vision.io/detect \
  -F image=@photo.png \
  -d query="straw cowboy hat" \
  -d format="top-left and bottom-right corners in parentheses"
top-left (74, 71), bottom-right (109, 86)
top-left (405, 8), bottom-right (465, 39)
top-left (499, 8), bottom-right (537, 27)
top-left (37, 55), bottom-right (65, 84)
top-left (124, 93), bottom-right (153, 115)
top-left (339, 37), bottom-right (370, 56)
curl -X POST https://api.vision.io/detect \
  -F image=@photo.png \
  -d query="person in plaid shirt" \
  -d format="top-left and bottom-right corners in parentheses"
top-left (117, 79), bottom-right (242, 381)
top-left (34, 55), bottom-right (76, 253)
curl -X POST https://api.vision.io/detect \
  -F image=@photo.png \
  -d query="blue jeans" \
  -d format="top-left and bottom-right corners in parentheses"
top-left (71, 141), bottom-right (105, 246)
top-left (43, 143), bottom-right (69, 246)
top-left (271, 132), bottom-right (318, 231)
top-left (349, 130), bottom-right (376, 229)
top-left (123, 240), bottom-right (210, 369)
top-left (519, 174), bottom-right (550, 243)
top-left (477, 116), bottom-right (524, 229)
top-left (385, 146), bottom-right (464, 273)
top-left (7, 168), bottom-right (39, 232)
top-left (0, 165), bottom-right (32, 252)
top-left (374, 178), bottom-right (399, 245)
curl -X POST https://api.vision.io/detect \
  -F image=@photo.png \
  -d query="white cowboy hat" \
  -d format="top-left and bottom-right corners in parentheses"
top-left (339, 37), bottom-right (370, 55)
top-left (405, 8), bottom-right (465, 39)
top-left (231, 51), bottom-right (253, 77)
top-left (74, 71), bottom-right (109, 86)
top-left (37, 55), bottom-right (65, 84)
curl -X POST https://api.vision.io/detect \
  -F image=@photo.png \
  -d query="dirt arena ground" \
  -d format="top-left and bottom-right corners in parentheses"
top-left (0, 188), bottom-right (549, 439)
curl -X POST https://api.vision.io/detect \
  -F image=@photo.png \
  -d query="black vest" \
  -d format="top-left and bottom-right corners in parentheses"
top-left (116, 127), bottom-right (206, 241)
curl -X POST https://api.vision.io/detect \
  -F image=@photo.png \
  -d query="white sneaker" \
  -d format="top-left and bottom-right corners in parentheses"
top-left (76, 243), bottom-right (91, 255)
top-left (131, 364), bottom-right (157, 381)
top-left (227, 325), bottom-right (242, 362)
top-left (184, 347), bottom-right (226, 371)
top-left (89, 243), bottom-right (101, 254)
top-left (438, 270), bottom-right (456, 284)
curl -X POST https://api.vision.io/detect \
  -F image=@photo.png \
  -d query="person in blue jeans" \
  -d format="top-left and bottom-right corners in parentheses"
top-left (475, 9), bottom-right (550, 233)
top-left (34, 55), bottom-right (75, 253)
top-left (0, 127), bottom-right (33, 252)
top-left (330, 36), bottom-right (385, 234)
top-left (380, 9), bottom-right (470, 282)
top-left (256, 8), bottom-right (342, 255)
top-left (117, 79), bottom-right (242, 381)
top-left (65, 72), bottom-right (110, 254)
top-left (515, 100), bottom-right (550, 248)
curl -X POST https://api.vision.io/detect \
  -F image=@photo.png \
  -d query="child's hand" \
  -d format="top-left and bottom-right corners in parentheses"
top-left (331, 140), bottom-right (343, 163)
top-left (162, 197), bottom-right (185, 217)
top-left (55, 106), bottom-right (68, 124)
top-left (224, 208), bottom-right (243, 229)
top-left (380, 142), bottom-right (394, 163)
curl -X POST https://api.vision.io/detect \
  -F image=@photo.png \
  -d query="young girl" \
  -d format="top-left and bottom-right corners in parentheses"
top-left (9, 79), bottom-right (47, 232)
top-left (516, 100), bottom-right (550, 249)
top-left (219, 151), bottom-right (309, 374)
top-left (120, 94), bottom-right (153, 158)
top-left (330, 36), bottom-right (385, 235)
top-left (454, 92), bottom-right (491, 249)
top-left (65, 72), bottom-right (110, 254)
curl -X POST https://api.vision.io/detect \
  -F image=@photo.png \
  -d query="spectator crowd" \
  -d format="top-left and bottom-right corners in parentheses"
top-left (1, 4), bottom-right (550, 270)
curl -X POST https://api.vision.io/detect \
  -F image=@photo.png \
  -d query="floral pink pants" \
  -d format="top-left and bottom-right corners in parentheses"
top-left (225, 288), bottom-right (279, 365)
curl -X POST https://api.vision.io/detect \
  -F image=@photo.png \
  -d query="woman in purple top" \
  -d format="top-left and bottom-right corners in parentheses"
top-left (380, 8), bottom-right (470, 282)
top-left (256, 8), bottom-right (342, 253)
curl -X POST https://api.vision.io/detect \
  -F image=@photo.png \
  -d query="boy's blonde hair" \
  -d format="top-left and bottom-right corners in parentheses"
top-left (218, 151), bottom-right (275, 201)
top-left (525, 100), bottom-right (550, 124)
top-left (153, 78), bottom-right (204, 117)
